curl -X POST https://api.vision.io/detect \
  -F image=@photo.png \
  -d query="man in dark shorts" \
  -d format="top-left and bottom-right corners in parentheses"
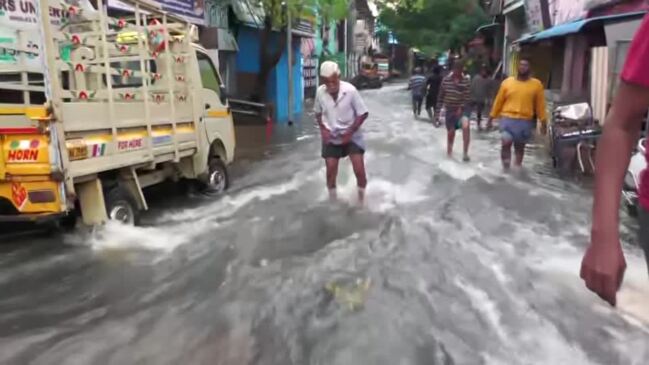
top-left (469, 65), bottom-right (492, 130)
top-left (425, 66), bottom-right (443, 125)
top-left (581, 14), bottom-right (649, 307)
top-left (314, 61), bottom-right (370, 202)
top-left (408, 67), bottom-right (427, 117)
top-left (436, 60), bottom-right (471, 161)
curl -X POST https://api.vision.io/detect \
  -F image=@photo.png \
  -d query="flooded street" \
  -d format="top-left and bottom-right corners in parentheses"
top-left (1, 83), bottom-right (649, 364)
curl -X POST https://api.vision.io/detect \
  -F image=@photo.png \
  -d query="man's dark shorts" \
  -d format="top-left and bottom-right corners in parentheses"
top-left (639, 207), bottom-right (649, 273)
top-left (322, 142), bottom-right (365, 159)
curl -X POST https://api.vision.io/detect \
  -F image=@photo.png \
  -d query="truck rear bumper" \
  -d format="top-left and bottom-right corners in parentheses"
top-left (0, 212), bottom-right (65, 223)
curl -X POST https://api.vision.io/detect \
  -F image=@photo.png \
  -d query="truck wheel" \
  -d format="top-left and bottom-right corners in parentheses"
top-left (203, 158), bottom-right (229, 196)
top-left (105, 186), bottom-right (140, 225)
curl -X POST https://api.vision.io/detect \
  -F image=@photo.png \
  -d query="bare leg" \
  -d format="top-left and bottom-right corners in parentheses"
top-left (325, 157), bottom-right (340, 200)
top-left (462, 118), bottom-right (471, 161)
top-left (349, 153), bottom-right (367, 204)
top-left (514, 142), bottom-right (526, 167)
top-left (447, 129), bottom-right (456, 157)
top-left (501, 139), bottom-right (513, 170)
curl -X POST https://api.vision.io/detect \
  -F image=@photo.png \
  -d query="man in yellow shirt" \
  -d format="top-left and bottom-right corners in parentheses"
top-left (488, 59), bottom-right (547, 169)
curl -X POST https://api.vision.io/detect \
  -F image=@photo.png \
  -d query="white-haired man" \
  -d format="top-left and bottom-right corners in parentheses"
top-left (314, 61), bottom-right (370, 202)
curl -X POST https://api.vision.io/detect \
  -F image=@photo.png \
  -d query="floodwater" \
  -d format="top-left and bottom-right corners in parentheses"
top-left (0, 83), bottom-right (648, 365)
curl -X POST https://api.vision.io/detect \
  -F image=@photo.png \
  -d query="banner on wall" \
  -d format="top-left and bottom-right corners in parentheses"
top-left (109, 0), bottom-right (205, 25)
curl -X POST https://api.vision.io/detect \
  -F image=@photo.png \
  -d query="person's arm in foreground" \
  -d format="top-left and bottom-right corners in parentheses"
top-left (342, 89), bottom-right (369, 144)
top-left (582, 15), bottom-right (649, 306)
top-left (581, 82), bottom-right (649, 306)
top-left (487, 81), bottom-right (506, 128)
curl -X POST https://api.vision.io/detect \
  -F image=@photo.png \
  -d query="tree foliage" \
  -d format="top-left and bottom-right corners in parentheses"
top-left (250, 0), bottom-right (349, 102)
top-left (378, 0), bottom-right (488, 54)
top-left (259, 0), bottom-right (348, 29)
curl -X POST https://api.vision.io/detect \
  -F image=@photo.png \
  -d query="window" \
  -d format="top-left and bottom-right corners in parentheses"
top-left (196, 51), bottom-right (221, 95)
top-left (108, 60), bottom-right (157, 88)
top-left (0, 73), bottom-right (46, 105)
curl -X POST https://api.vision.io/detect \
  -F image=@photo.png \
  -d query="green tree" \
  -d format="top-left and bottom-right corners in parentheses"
top-left (253, 0), bottom-right (348, 101)
top-left (378, 0), bottom-right (487, 55)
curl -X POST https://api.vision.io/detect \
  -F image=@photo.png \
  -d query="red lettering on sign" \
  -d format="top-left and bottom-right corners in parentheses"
top-left (118, 139), bottom-right (143, 150)
top-left (129, 139), bottom-right (142, 148)
top-left (7, 149), bottom-right (39, 161)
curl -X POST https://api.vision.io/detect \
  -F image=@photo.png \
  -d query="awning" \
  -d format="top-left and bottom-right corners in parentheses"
top-left (475, 22), bottom-right (502, 33)
top-left (518, 11), bottom-right (646, 44)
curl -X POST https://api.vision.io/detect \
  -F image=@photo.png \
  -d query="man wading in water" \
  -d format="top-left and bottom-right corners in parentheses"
top-left (488, 59), bottom-right (547, 170)
top-left (436, 60), bottom-right (471, 161)
top-left (314, 61), bottom-right (369, 203)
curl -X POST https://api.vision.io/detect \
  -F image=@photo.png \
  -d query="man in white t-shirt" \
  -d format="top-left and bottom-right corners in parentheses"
top-left (314, 61), bottom-right (370, 202)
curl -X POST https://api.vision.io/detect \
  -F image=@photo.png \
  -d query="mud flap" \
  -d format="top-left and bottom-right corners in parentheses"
top-left (77, 178), bottom-right (108, 225)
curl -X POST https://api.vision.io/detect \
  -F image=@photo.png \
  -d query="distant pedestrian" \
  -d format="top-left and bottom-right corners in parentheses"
top-left (408, 67), bottom-right (427, 117)
top-left (314, 61), bottom-right (370, 203)
top-left (469, 65), bottom-right (492, 130)
top-left (580, 14), bottom-right (649, 307)
top-left (425, 66), bottom-right (443, 125)
top-left (436, 60), bottom-right (471, 161)
top-left (488, 59), bottom-right (547, 170)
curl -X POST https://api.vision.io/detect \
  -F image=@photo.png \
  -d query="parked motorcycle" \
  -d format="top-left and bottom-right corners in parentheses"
top-left (623, 138), bottom-right (646, 217)
top-left (549, 102), bottom-right (601, 175)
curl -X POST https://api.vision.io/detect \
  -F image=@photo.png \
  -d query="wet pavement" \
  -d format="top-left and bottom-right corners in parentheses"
top-left (1, 83), bottom-right (649, 364)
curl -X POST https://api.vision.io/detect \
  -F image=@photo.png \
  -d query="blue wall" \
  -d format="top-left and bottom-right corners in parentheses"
top-left (235, 26), bottom-right (304, 124)
top-left (269, 41), bottom-right (303, 123)
top-left (236, 27), bottom-right (261, 73)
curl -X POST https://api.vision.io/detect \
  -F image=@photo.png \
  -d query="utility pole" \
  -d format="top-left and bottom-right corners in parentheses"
top-left (344, 18), bottom-right (348, 79)
top-left (287, 6), bottom-right (293, 124)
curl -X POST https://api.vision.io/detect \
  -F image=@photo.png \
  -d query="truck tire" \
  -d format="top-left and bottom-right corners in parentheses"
top-left (105, 186), bottom-right (140, 225)
top-left (202, 158), bottom-right (229, 196)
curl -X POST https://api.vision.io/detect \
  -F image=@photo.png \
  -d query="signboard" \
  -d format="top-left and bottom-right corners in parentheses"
top-left (550, 0), bottom-right (588, 25)
top-left (205, 0), bottom-right (227, 28)
top-left (302, 56), bottom-right (317, 89)
top-left (109, 0), bottom-right (205, 25)
top-left (525, 0), bottom-right (551, 33)
top-left (0, 0), bottom-right (83, 69)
